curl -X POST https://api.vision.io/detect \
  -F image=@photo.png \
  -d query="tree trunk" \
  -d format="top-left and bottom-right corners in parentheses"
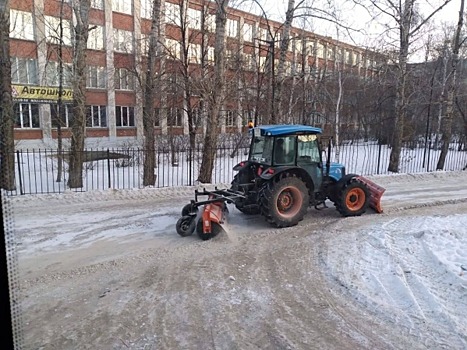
top-left (335, 70), bottom-right (342, 163)
top-left (0, 0), bottom-right (16, 191)
top-left (56, 0), bottom-right (66, 183)
top-left (198, 0), bottom-right (229, 183)
top-left (437, 0), bottom-right (464, 170)
top-left (388, 0), bottom-right (412, 173)
top-left (68, 0), bottom-right (91, 188)
top-left (274, 0), bottom-right (295, 120)
top-left (143, 0), bottom-right (162, 186)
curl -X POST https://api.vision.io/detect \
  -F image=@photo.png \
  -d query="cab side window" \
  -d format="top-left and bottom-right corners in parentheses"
top-left (274, 136), bottom-right (296, 165)
top-left (297, 135), bottom-right (320, 163)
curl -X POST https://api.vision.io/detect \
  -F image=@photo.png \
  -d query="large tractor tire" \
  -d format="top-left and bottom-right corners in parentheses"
top-left (259, 173), bottom-right (309, 228)
top-left (335, 178), bottom-right (370, 217)
top-left (231, 173), bottom-right (260, 215)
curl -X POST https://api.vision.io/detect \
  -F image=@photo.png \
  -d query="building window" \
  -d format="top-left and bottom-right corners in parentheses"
top-left (141, 0), bottom-right (152, 19)
top-left (91, 0), bottom-right (104, 10)
top-left (87, 25), bottom-right (105, 50)
top-left (274, 30), bottom-right (281, 47)
top-left (243, 53), bottom-right (254, 71)
top-left (51, 104), bottom-right (73, 128)
top-left (45, 16), bottom-right (72, 46)
top-left (191, 108), bottom-right (201, 127)
top-left (205, 13), bottom-right (215, 32)
top-left (14, 103), bottom-right (40, 128)
top-left (10, 10), bottom-right (34, 40)
top-left (165, 2), bottom-right (181, 26)
top-left (45, 62), bottom-right (73, 87)
top-left (346, 50), bottom-right (353, 65)
top-left (241, 109), bottom-right (251, 126)
top-left (258, 56), bottom-right (267, 72)
top-left (87, 66), bottom-right (106, 88)
top-left (112, 0), bottom-right (132, 14)
top-left (154, 108), bottom-right (160, 127)
top-left (113, 28), bottom-right (134, 52)
top-left (316, 43), bottom-right (324, 59)
top-left (166, 38), bottom-right (181, 59)
top-left (11, 57), bottom-right (38, 84)
top-left (258, 27), bottom-right (268, 41)
top-left (355, 52), bottom-right (361, 67)
top-left (116, 106), bottom-right (135, 127)
top-left (188, 44), bottom-right (201, 63)
top-left (295, 39), bottom-right (302, 54)
top-left (86, 105), bottom-right (107, 127)
top-left (114, 68), bottom-right (134, 90)
top-left (206, 46), bottom-right (215, 63)
top-left (140, 34), bottom-right (149, 56)
top-left (187, 8), bottom-right (201, 30)
top-left (225, 110), bottom-right (235, 127)
top-left (227, 18), bottom-right (238, 38)
top-left (242, 22), bottom-right (253, 42)
top-left (167, 107), bottom-right (182, 127)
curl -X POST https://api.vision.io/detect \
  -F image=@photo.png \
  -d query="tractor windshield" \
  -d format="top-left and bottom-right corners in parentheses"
top-left (249, 135), bottom-right (273, 165)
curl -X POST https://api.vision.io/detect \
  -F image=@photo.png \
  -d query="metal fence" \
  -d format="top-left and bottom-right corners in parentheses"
top-left (6, 140), bottom-right (467, 195)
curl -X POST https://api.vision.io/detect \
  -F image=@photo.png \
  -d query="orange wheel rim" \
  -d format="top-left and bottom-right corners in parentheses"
top-left (345, 188), bottom-right (366, 211)
top-left (277, 186), bottom-right (302, 218)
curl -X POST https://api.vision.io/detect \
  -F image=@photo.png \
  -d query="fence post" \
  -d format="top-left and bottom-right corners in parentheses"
top-left (188, 146), bottom-right (192, 186)
top-left (107, 148), bottom-right (111, 189)
top-left (16, 150), bottom-right (24, 195)
top-left (377, 142), bottom-right (382, 175)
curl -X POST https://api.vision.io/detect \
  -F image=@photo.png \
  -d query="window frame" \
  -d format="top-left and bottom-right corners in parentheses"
top-left (51, 104), bottom-right (73, 128)
top-left (86, 105), bottom-right (107, 128)
top-left (10, 9), bottom-right (34, 41)
top-left (14, 103), bottom-right (40, 129)
top-left (115, 106), bottom-right (135, 127)
top-left (11, 57), bottom-right (38, 85)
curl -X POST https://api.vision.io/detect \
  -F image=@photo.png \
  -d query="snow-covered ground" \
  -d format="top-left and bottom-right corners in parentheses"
top-left (7, 170), bottom-right (467, 349)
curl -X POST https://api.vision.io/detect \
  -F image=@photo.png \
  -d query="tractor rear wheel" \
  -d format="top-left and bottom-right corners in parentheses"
top-left (231, 174), bottom-right (259, 215)
top-left (335, 180), bottom-right (369, 217)
top-left (259, 174), bottom-right (309, 228)
top-left (196, 219), bottom-right (222, 241)
top-left (176, 215), bottom-right (196, 237)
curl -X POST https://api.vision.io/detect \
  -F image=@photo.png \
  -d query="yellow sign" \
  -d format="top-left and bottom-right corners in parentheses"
top-left (12, 84), bottom-right (73, 103)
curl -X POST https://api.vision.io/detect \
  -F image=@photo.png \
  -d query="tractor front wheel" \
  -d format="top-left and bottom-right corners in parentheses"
top-left (259, 174), bottom-right (309, 228)
top-left (335, 180), bottom-right (370, 217)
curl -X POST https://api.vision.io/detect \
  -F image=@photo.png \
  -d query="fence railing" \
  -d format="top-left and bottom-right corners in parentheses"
top-left (5, 140), bottom-right (467, 195)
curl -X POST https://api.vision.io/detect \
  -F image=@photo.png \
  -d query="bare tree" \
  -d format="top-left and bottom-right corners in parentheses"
top-left (436, 0), bottom-right (465, 169)
top-left (0, 0), bottom-right (15, 190)
top-left (198, 0), bottom-right (229, 183)
top-left (55, 0), bottom-right (67, 183)
top-left (68, 0), bottom-right (92, 188)
top-left (354, 0), bottom-right (452, 172)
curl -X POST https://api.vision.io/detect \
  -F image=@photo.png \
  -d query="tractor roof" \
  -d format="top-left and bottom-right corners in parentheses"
top-left (257, 124), bottom-right (322, 136)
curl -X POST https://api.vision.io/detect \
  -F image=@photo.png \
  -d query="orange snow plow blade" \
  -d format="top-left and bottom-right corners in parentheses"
top-left (201, 199), bottom-right (226, 234)
top-left (356, 176), bottom-right (385, 213)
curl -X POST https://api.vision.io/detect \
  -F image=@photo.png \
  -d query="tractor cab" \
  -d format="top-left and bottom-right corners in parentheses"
top-left (248, 125), bottom-right (346, 189)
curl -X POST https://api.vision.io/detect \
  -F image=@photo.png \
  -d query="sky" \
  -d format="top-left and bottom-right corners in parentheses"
top-left (236, 0), bottom-right (464, 62)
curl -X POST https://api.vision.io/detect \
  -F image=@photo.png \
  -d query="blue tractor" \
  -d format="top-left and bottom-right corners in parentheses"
top-left (176, 124), bottom-right (384, 239)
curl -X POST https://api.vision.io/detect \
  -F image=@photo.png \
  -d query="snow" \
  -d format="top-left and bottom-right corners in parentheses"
top-left (5, 167), bottom-right (467, 347)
